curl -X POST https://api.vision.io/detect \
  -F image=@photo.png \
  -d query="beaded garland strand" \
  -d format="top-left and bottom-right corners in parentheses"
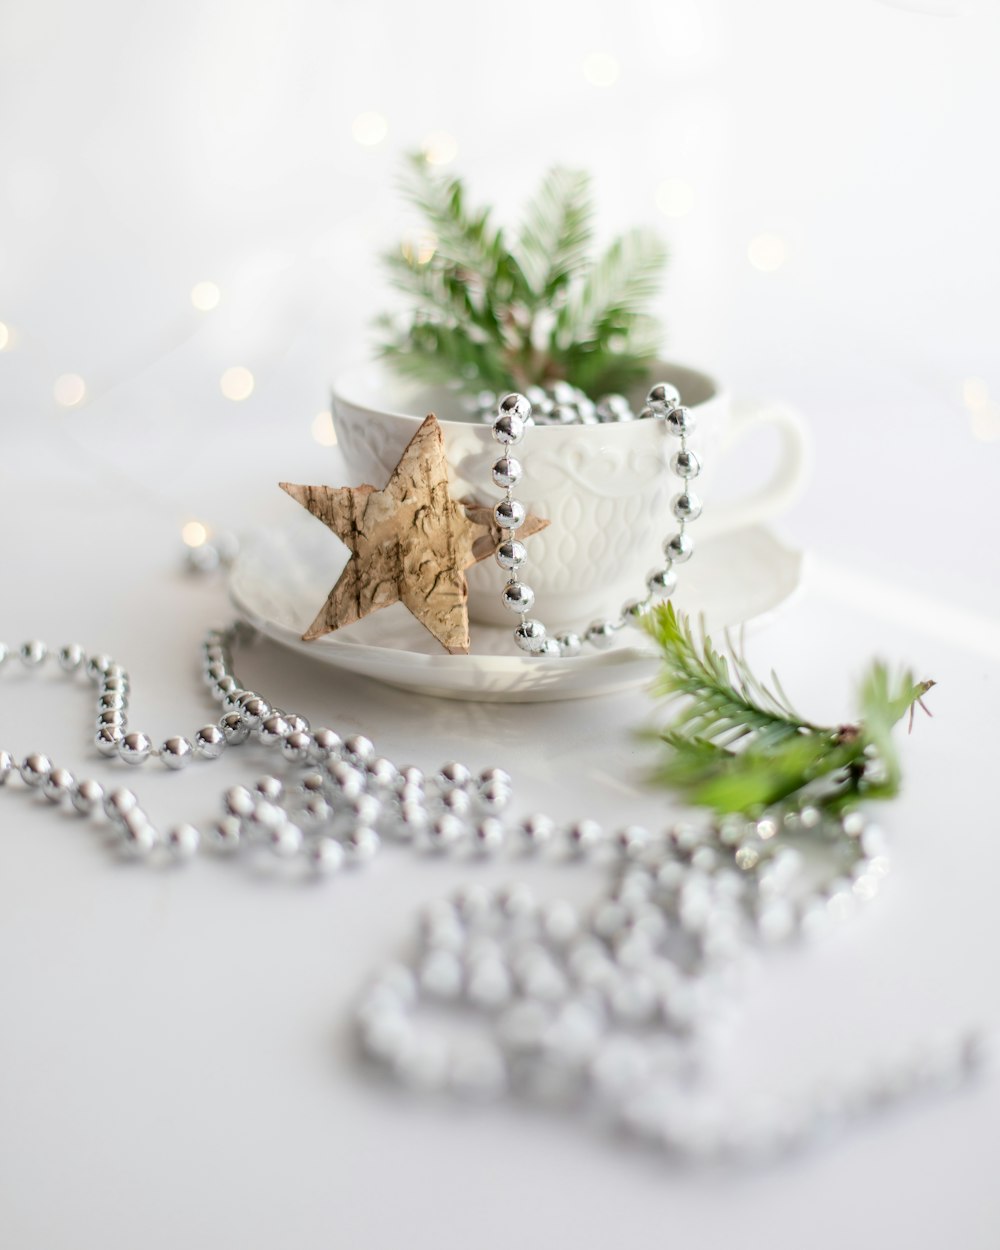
top-left (491, 382), bottom-right (701, 657)
top-left (0, 628), bottom-right (984, 1163)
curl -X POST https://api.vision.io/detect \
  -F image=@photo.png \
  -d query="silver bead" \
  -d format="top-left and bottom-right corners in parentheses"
top-left (0, 749), bottom-right (14, 784)
top-left (327, 760), bottom-right (366, 800)
top-left (300, 794), bottom-right (334, 827)
top-left (395, 801), bottom-right (429, 839)
top-left (367, 757), bottom-right (400, 790)
top-left (207, 816), bottom-right (243, 853)
top-left (498, 392), bottom-right (532, 419)
top-left (477, 766), bottom-right (510, 790)
top-left (213, 675), bottom-right (239, 702)
top-left (223, 785), bottom-right (256, 818)
top-left (584, 620), bottom-right (619, 650)
top-left (440, 788), bottom-right (472, 818)
top-left (520, 814), bottom-right (555, 851)
top-left (239, 695), bottom-right (271, 728)
top-left (622, 597), bottom-right (652, 621)
top-left (98, 691), bottom-right (127, 712)
top-left (117, 809), bottom-right (157, 858)
top-left (426, 814), bottom-right (464, 852)
top-left (539, 639), bottom-right (561, 656)
top-left (165, 823), bottom-right (200, 860)
top-left (20, 753), bottom-right (52, 787)
top-left (101, 674), bottom-right (128, 695)
top-left (616, 825), bottom-right (652, 858)
top-left (219, 711), bottom-right (250, 744)
top-left (94, 725), bottom-right (124, 756)
top-left (647, 567), bottom-right (678, 598)
top-left (104, 787), bottom-right (138, 819)
top-left (646, 382), bottom-right (681, 409)
top-left (344, 826), bottom-right (381, 864)
top-left (86, 654), bottom-right (114, 682)
top-left (118, 732), bottom-right (152, 766)
top-left (300, 771), bottom-right (326, 796)
top-left (494, 498), bottom-right (526, 530)
top-left (436, 761), bottom-right (471, 790)
top-left (194, 724), bottom-right (226, 759)
top-left (19, 640), bottom-right (47, 667)
top-left (312, 728), bottom-right (343, 759)
top-left (281, 730), bottom-right (313, 764)
top-left (159, 736), bottom-right (193, 769)
top-left (284, 713), bottom-right (311, 735)
top-left (473, 818), bottom-right (505, 855)
top-left (566, 819), bottom-right (604, 856)
top-left (672, 491), bottom-right (702, 522)
top-left (557, 633), bottom-right (582, 657)
top-left (255, 775), bottom-right (284, 803)
top-left (501, 580), bottom-right (535, 613)
top-left (492, 412), bottom-right (526, 446)
top-left (343, 734), bottom-right (375, 765)
top-left (478, 780), bottom-right (510, 813)
top-left (665, 405), bottom-right (695, 436)
top-left (58, 643), bottom-right (86, 672)
top-left (96, 708), bottom-right (127, 729)
top-left (495, 539), bottom-right (527, 571)
top-left (670, 448), bottom-right (701, 479)
top-left (223, 688), bottom-right (250, 715)
top-left (492, 456), bottom-right (523, 489)
top-left (42, 767), bottom-right (75, 803)
top-left (513, 619), bottom-right (547, 654)
top-left (268, 821), bottom-right (304, 858)
top-left (397, 765), bottom-right (424, 791)
top-left (664, 533), bottom-right (694, 563)
top-left (70, 777), bottom-right (104, 815)
top-left (308, 837), bottom-right (345, 876)
top-left (349, 793), bottom-right (381, 828)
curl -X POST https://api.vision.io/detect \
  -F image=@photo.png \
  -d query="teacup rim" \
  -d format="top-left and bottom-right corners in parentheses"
top-left (332, 358), bottom-right (724, 429)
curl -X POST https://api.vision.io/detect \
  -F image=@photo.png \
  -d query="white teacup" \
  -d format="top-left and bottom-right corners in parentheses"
top-left (331, 362), bottom-right (808, 630)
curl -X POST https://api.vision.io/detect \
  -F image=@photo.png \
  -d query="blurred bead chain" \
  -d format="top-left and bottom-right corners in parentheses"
top-left (0, 629), bottom-right (985, 1164)
top-left (490, 383), bottom-right (702, 657)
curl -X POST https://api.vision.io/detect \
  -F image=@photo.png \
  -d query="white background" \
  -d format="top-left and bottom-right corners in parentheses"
top-left (1, 1), bottom-right (999, 1247)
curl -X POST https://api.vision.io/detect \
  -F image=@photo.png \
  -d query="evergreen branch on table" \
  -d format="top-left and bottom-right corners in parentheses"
top-left (375, 156), bottom-right (669, 397)
top-left (644, 603), bottom-right (935, 819)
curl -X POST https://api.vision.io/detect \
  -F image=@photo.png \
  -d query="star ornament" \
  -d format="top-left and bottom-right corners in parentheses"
top-left (280, 414), bottom-right (549, 655)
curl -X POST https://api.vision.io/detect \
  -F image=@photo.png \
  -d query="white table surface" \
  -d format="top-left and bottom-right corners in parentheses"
top-left (1, 422), bottom-right (998, 1249)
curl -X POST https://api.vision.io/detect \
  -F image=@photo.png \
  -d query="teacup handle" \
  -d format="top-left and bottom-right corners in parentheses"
top-left (701, 399), bottom-right (811, 535)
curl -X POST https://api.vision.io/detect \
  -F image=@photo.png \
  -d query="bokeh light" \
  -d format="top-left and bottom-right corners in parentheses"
top-left (422, 131), bottom-right (458, 166)
top-left (220, 366), bottom-right (255, 401)
top-left (582, 53), bottom-right (620, 87)
top-left (190, 281), bottom-right (221, 311)
top-left (53, 373), bottom-right (86, 406)
top-left (352, 112), bottom-right (388, 146)
top-left (747, 233), bottom-right (788, 272)
top-left (181, 520), bottom-right (209, 547)
top-left (311, 412), bottom-right (338, 446)
top-left (655, 179), bottom-right (696, 219)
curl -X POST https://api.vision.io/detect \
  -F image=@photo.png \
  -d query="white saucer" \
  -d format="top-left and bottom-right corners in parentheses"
top-left (229, 521), bottom-right (803, 703)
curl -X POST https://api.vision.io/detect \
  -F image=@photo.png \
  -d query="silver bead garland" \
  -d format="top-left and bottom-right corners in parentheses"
top-left (0, 625), bottom-right (984, 1164)
top-left (489, 383), bottom-right (703, 657)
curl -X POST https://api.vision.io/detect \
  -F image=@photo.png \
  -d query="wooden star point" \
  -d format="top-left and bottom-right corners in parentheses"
top-left (280, 414), bottom-right (549, 655)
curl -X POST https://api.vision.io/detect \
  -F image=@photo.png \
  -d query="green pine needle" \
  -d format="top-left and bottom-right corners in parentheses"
top-left (644, 603), bottom-right (934, 818)
top-left (376, 155), bottom-right (668, 397)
